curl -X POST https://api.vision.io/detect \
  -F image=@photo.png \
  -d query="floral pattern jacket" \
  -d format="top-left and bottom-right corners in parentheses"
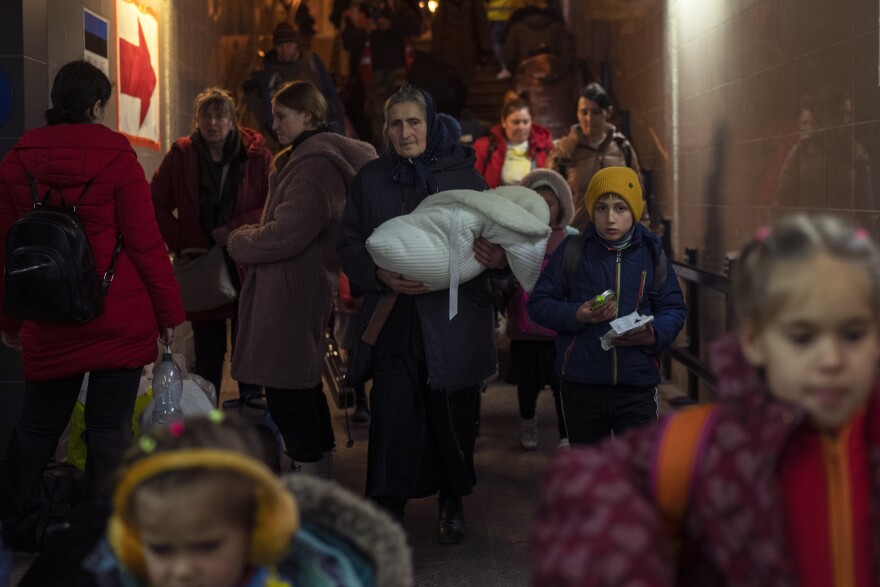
top-left (531, 333), bottom-right (880, 586)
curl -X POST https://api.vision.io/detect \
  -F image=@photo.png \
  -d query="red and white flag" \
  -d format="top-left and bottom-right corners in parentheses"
top-left (116, 0), bottom-right (159, 149)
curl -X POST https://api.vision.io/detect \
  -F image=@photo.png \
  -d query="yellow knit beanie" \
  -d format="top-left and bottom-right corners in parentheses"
top-left (584, 167), bottom-right (644, 221)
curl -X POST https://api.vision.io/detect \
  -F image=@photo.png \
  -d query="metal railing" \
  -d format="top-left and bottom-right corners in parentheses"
top-left (664, 247), bottom-right (734, 402)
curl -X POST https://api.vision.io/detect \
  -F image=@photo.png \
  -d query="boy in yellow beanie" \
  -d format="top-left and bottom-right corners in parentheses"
top-left (526, 167), bottom-right (687, 444)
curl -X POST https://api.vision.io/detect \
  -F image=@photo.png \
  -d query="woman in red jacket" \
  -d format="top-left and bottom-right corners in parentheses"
top-left (473, 91), bottom-right (554, 188)
top-left (151, 87), bottom-right (271, 399)
top-left (0, 60), bottom-right (185, 549)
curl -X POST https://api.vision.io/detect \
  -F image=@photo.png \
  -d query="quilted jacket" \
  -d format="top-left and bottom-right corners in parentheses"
top-left (531, 333), bottom-right (880, 586)
top-left (0, 124), bottom-right (185, 380)
top-left (527, 223), bottom-right (686, 388)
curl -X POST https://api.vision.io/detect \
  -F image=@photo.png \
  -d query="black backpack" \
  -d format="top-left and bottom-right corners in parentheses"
top-left (3, 174), bottom-right (121, 323)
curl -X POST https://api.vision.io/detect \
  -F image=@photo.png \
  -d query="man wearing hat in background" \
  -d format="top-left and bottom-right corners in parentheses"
top-left (526, 166), bottom-right (687, 446)
top-left (243, 22), bottom-right (346, 150)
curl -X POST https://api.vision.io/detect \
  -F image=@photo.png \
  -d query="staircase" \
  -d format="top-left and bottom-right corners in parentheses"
top-left (464, 62), bottom-right (514, 137)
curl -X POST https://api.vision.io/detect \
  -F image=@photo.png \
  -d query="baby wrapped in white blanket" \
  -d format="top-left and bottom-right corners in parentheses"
top-left (366, 186), bottom-right (552, 318)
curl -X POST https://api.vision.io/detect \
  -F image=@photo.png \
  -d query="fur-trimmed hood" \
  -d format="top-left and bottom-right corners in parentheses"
top-left (520, 168), bottom-right (574, 228)
top-left (281, 474), bottom-right (413, 587)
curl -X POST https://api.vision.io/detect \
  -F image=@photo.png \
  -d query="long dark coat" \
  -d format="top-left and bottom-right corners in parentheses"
top-left (337, 144), bottom-right (495, 497)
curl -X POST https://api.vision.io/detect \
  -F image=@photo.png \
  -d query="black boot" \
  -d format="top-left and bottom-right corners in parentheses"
top-left (437, 495), bottom-right (465, 545)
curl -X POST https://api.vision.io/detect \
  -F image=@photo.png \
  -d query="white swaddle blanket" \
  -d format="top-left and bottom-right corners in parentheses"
top-left (366, 185), bottom-right (551, 319)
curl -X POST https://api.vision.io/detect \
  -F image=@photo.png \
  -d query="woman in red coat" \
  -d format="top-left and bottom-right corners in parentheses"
top-left (151, 87), bottom-right (271, 398)
top-left (0, 60), bottom-right (185, 549)
top-left (473, 91), bottom-right (554, 188)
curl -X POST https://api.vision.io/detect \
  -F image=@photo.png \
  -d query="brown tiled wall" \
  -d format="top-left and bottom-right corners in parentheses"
top-left (570, 0), bottom-right (880, 275)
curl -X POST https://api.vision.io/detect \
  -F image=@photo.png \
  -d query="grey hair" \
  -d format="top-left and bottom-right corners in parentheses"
top-left (382, 85), bottom-right (427, 148)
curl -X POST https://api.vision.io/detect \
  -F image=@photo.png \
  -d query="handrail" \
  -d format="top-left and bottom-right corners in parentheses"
top-left (670, 262), bottom-right (732, 296)
top-left (664, 248), bottom-right (733, 400)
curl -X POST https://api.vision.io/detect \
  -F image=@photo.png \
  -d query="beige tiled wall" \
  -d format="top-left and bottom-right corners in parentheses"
top-left (566, 0), bottom-right (878, 376)
top-left (571, 0), bottom-right (880, 275)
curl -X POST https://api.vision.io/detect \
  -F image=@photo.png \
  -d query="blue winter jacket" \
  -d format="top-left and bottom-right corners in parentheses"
top-left (527, 224), bottom-right (686, 387)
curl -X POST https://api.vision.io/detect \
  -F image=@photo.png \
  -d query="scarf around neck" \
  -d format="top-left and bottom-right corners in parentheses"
top-left (591, 222), bottom-right (636, 250)
top-left (192, 129), bottom-right (243, 240)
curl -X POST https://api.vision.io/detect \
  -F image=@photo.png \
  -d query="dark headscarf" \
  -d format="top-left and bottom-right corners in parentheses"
top-left (386, 86), bottom-right (456, 200)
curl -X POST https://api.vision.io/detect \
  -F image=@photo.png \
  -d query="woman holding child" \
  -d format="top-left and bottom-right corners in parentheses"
top-left (338, 85), bottom-right (503, 545)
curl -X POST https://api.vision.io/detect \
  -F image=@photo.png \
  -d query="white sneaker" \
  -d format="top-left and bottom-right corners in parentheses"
top-left (557, 437), bottom-right (570, 450)
top-left (293, 451), bottom-right (333, 479)
top-left (496, 68), bottom-right (512, 80)
top-left (520, 417), bottom-right (538, 450)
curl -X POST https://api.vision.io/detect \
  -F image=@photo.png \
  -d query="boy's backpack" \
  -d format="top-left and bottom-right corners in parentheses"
top-left (561, 232), bottom-right (667, 301)
top-left (653, 403), bottom-right (717, 546)
top-left (3, 174), bottom-right (121, 323)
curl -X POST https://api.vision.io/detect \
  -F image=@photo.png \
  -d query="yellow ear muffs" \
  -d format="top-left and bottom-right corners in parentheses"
top-left (108, 449), bottom-right (300, 576)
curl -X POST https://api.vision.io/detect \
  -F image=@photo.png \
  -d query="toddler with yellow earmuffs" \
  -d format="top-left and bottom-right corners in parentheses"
top-left (83, 412), bottom-right (413, 587)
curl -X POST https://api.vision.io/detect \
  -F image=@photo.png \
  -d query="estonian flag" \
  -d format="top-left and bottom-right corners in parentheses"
top-left (84, 11), bottom-right (108, 59)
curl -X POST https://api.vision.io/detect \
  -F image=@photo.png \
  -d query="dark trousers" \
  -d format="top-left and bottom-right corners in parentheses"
top-left (264, 384), bottom-right (335, 463)
top-left (368, 354), bottom-right (480, 506)
top-left (558, 382), bottom-right (658, 445)
top-left (191, 318), bottom-right (260, 398)
top-left (517, 385), bottom-right (567, 439)
top-left (1, 368), bottom-right (141, 522)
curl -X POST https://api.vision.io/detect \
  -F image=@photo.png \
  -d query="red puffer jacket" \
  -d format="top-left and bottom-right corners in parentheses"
top-left (531, 333), bottom-right (880, 586)
top-left (150, 127), bottom-right (271, 321)
top-left (472, 123), bottom-right (553, 188)
top-left (0, 124), bottom-right (185, 381)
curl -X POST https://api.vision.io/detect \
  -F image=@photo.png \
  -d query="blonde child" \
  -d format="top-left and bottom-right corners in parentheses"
top-left (504, 169), bottom-right (573, 449)
top-left (531, 213), bottom-right (880, 586)
top-left (86, 413), bottom-right (411, 586)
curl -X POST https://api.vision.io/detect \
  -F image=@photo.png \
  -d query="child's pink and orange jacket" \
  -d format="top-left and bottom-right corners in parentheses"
top-left (532, 333), bottom-right (880, 586)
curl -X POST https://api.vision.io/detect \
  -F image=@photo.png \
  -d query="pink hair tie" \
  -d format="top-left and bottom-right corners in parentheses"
top-left (168, 420), bottom-right (185, 437)
top-left (855, 229), bottom-right (870, 241)
top-left (754, 226), bottom-right (772, 242)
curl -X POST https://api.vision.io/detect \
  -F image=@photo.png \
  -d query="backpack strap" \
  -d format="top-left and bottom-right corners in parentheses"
top-left (101, 234), bottom-right (124, 294)
top-left (27, 172), bottom-right (122, 295)
top-left (653, 403), bottom-right (716, 539)
top-left (650, 247), bottom-right (668, 297)
top-left (26, 173), bottom-right (94, 209)
top-left (26, 173), bottom-right (41, 206)
top-left (71, 179), bottom-right (95, 210)
top-left (563, 233), bottom-right (667, 301)
top-left (561, 233), bottom-right (583, 301)
top-left (611, 134), bottom-right (634, 169)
